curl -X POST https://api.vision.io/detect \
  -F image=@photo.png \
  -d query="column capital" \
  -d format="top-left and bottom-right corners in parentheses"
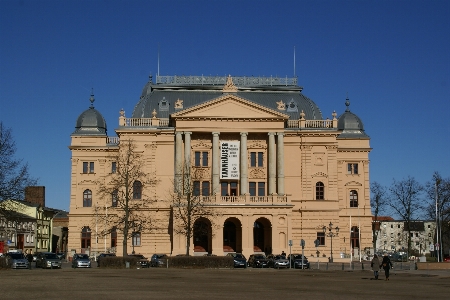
top-left (184, 131), bottom-right (192, 135)
top-left (268, 132), bottom-right (276, 136)
top-left (277, 132), bottom-right (284, 136)
top-left (240, 132), bottom-right (248, 137)
top-left (175, 131), bottom-right (183, 135)
top-left (212, 132), bottom-right (220, 136)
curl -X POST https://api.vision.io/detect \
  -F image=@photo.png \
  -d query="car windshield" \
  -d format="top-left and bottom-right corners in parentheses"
top-left (78, 254), bottom-right (89, 259)
top-left (9, 253), bottom-right (25, 259)
top-left (155, 254), bottom-right (167, 258)
top-left (45, 253), bottom-right (58, 259)
top-left (254, 255), bottom-right (266, 259)
top-left (275, 255), bottom-right (285, 260)
top-left (234, 254), bottom-right (245, 259)
top-left (133, 255), bottom-right (145, 259)
top-left (293, 255), bottom-right (305, 259)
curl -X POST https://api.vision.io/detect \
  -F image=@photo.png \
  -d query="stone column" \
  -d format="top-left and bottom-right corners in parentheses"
top-left (240, 132), bottom-right (248, 195)
top-left (212, 132), bottom-right (220, 194)
top-left (184, 132), bottom-right (192, 194)
top-left (268, 132), bottom-right (276, 194)
top-left (175, 132), bottom-right (183, 193)
top-left (277, 133), bottom-right (285, 195)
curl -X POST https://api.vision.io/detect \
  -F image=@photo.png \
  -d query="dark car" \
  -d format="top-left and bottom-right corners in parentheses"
top-left (128, 254), bottom-right (150, 268)
top-left (96, 253), bottom-right (116, 267)
top-left (56, 252), bottom-right (66, 260)
top-left (267, 254), bottom-right (290, 268)
top-left (288, 254), bottom-right (310, 269)
top-left (72, 253), bottom-right (91, 268)
top-left (150, 254), bottom-right (168, 267)
top-left (35, 252), bottom-right (62, 269)
top-left (226, 253), bottom-right (247, 268)
top-left (247, 254), bottom-right (269, 268)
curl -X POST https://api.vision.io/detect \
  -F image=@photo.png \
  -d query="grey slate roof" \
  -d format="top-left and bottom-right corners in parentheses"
top-left (72, 94), bottom-right (107, 136)
top-left (132, 79), bottom-right (323, 121)
top-left (336, 98), bottom-right (369, 139)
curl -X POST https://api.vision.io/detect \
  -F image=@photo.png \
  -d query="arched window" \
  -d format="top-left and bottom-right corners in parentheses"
top-left (133, 181), bottom-right (142, 199)
top-left (315, 182), bottom-right (324, 200)
top-left (83, 189), bottom-right (92, 207)
top-left (350, 190), bottom-right (358, 207)
top-left (81, 226), bottom-right (91, 249)
top-left (112, 189), bottom-right (118, 207)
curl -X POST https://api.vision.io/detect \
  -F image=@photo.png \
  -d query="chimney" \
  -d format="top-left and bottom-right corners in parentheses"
top-left (25, 186), bottom-right (46, 207)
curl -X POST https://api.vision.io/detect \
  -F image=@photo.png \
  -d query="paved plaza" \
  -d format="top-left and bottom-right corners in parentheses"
top-left (1, 264), bottom-right (448, 300)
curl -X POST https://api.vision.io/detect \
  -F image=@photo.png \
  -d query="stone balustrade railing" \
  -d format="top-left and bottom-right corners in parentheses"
top-left (193, 194), bottom-right (288, 205)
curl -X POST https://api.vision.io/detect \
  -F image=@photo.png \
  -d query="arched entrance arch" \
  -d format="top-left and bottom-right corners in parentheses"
top-left (223, 218), bottom-right (242, 253)
top-left (253, 217), bottom-right (272, 254)
top-left (193, 217), bottom-right (212, 253)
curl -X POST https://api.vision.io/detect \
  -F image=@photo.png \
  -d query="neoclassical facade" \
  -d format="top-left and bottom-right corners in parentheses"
top-left (68, 75), bottom-right (372, 260)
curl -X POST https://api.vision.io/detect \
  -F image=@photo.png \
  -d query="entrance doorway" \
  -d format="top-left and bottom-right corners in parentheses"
top-left (193, 218), bottom-right (212, 253)
top-left (223, 218), bottom-right (242, 252)
top-left (253, 217), bottom-right (272, 254)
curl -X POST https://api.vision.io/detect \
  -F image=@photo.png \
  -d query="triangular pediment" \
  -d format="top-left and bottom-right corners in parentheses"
top-left (171, 94), bottom-right (289, 120)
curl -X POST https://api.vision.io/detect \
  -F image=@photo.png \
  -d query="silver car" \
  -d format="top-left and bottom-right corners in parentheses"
top-left (36, 252), bottom-right (62, 269)
top-left (268, 254), bottom-right (290, 268)
top-left (72, 253), bottom-right (91, 268)
top-left (6, 252), bottom-right (29, 269)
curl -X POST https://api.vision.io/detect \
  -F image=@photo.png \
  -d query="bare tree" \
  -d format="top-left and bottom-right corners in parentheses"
top-left (370, 181), bottom-right (387, 252)
top-left (0, 122), bottom-right (37, 216)
top-left (96, 139), bottom-right (157, 256)
top-left (388, 176), bottom-right (424, 256)
top-left (425, 172), bottom-right (450, 260)
top-left (170, 166), bottom-right (220, 255)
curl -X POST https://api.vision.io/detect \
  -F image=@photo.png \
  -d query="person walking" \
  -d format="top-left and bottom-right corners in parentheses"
top-left (381, 254), bottom-right (393, 280)
top-left (371, 254), bottom-right (380, 280)
top-left (26, 252), bottom-right (34, 270)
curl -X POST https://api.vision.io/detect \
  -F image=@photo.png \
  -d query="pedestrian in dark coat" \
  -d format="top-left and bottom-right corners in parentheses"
top-left (371, 254), bottom-right (380, 280)
top-left (381, 254), bottom-right (393, 280)
top-left (26, 253), bottom-right (33, 269)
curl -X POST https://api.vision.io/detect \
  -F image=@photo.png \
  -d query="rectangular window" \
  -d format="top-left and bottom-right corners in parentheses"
top-left (250, 152), bottom-right (263, 167)
top-left (111, 162), bottom-right (117, 173)
top-left (249, 182), bottom-right (256, 196)
top-left (83, 162), bottom-right (94, 173)
top-left (347, 163), bottom-right (358, 174)
top-left (195, 152), bottom-right (208, 166)
top-left (221, 182), bottom-right (228, 196)
top-left (202, 181), bottom-right (210, 196)
top-left (317, 232), bottom-right (325, 245)
top-left (132, 232), bottom-right (141, 246)
top-left (258, 152), bottom-right (263, 167)
top-left (258, 182), bottom-right (265, 196)
top-left (202, 152), bottom-right (208, 167)
top-left (193, 181), bottom-right (200, 196)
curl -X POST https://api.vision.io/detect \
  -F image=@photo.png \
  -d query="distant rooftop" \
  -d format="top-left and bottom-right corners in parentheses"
top-left (155, 75), bottom-right (298, 86)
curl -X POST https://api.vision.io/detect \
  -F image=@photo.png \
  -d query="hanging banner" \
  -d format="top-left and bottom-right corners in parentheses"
top-left (220, 141), bottom-right (239, 179)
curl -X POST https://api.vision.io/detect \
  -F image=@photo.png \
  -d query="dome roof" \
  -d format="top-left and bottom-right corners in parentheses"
top-left (337, 98), bottom-right (369, 139)
top-left (72, 94), bottom-right (107, 136)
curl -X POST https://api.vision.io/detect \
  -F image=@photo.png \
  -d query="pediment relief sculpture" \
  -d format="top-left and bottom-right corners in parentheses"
top-left (344, 181), bottom-right (362, 186)
top-left (311, 172), bottom-right (328, 178)
top-left (249, 169), bottom-right (266, 179)
top-left (222, 75), bottom-right (238, 93)
top-left (276, 100), bottom-right (286, 110)
top-left (191, 141), bottom-right (211, 149)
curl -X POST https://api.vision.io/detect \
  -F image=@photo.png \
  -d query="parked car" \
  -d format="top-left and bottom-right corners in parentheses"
top-left (444, 256), bottom-right (450, 262)
top-left (128, 254), bottom-right (150, 268)
top-left (35, 252), bottom-right (62, 269)
top-left (226, 253), bottom-right (247, 268)
top-left (56, 252), bottom-right (66, 260)
top-left (267, 254), bottom-right (290, 268)
top-left (150, 254), bottom-right (168, 267)
top-left (247, 254), bottom-right (269, 268)
top-left (288, 254), bottom-right (310, 269)
top-left (96, 253), bottom-right (116, 267)
top-left (6, 252), bottom-right (29, 269)
top-left (72, 253), bottom-right (91, 268)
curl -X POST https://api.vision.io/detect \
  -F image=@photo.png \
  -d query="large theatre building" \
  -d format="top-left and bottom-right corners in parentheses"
top-left (68, 75), bottom-right (372, 260)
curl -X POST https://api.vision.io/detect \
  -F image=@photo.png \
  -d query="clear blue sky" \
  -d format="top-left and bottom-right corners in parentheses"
top-left (1, 0), bottom-right (449, 211)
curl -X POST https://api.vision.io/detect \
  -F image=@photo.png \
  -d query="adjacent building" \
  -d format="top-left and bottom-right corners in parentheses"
top-left (68, 75), bottom-right (372, 259)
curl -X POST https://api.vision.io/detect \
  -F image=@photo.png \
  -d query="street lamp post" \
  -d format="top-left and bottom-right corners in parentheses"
top-left (323, 222), bottom-right (339, 263)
